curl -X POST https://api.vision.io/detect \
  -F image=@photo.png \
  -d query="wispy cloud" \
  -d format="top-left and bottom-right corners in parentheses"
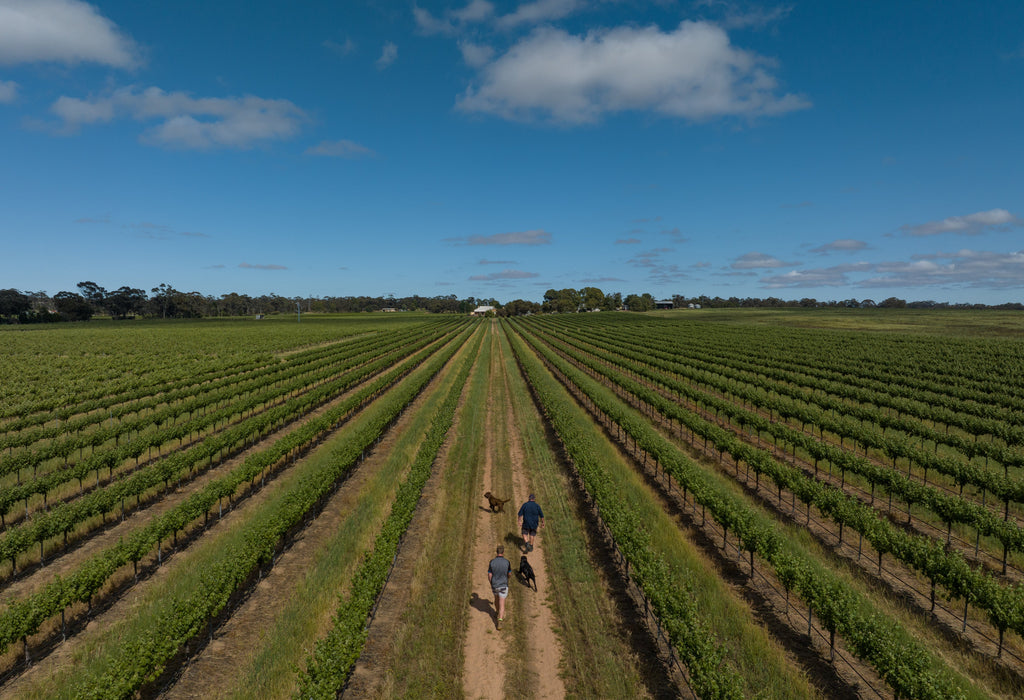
top-left (731, 251), bottom-right (800, 269)
top-left (615, 237), bottom-right (642, 245)
top-left (0, 79), bottom-right (17, 102)
top-left (809, 239), bottom-right (868, 254)
top-left (478, 258), bottom-right (516, 264)
top-left (469, 268), bottom-right (539, 281)
top-left (414, 1), bottom-right (494, 36)
top-left (495, 0), bottom-right (583, 29)
top-left (74, 214), bottom-right (111, 224)
top-left (900, 208), bottom-right (1022, 236)
top-left (457, 21), bottom-right (810, 123)
top-left (695, 1), bottom-right (794, 30)
top-left (323, 37), bottom-right (356, 56)
top-left (239, 262), bottom-right (288, 270)
top-left (305, 139), bottom-right (375, 158)
top-left (50, 86), bottom-right (306, 149)
top-left (449, 229), bottom-right (552, 246)
top-left (0, 0), bottom-right (141, 68)
top-left (376, 41), bottom-right (398, 70)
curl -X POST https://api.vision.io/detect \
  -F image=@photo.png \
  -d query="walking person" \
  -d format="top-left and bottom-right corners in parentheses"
top-left (488, 545), bottom-right (512, 629)
top-left (517, 493), bottom-right (544, 553)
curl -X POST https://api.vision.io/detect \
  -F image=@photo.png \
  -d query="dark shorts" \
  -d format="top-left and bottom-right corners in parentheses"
top-left (522, 526), bottom-right (537, 537)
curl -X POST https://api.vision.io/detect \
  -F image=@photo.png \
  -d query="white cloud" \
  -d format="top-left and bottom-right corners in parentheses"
top-left (457, 21), bottom-right (810, 123)
top-left (901, 208), bottom-right (1022, 236)
top-left (305, 139), bottom-right (375, 158)
top-left (731, 251), bottom-right (798, 269)
top-left (0, 0), bottom-right (139, 67)
top-left (0, 79), bottom-right (17, 102)
top-left (51, 86), bottom-right (306, 149)
top-left (759, 262), bottom-right (872, 288)
top-left (376, 41), bottom-right (398, 70)
top-left (496, 0), bottom-right (583, 29)
top-left (861, 249), bottom-right (1024, 289)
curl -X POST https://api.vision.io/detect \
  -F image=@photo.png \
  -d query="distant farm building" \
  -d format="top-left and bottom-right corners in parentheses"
top-left (471, 305), bottom-right (496, 316)
top-left (381, 307), bottom-right (397, 313)
top-left (655, 300), bottom-right (674, 310)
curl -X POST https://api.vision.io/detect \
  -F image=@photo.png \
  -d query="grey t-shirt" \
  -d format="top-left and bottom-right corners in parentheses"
top-left (488, 556), bottom-right (511, 589)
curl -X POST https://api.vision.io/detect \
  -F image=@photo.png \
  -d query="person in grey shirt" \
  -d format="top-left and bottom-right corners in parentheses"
top-left (488, 545), bottom-right (512, 629)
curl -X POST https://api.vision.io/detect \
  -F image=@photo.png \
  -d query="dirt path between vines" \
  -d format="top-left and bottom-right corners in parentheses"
top-left (461, 330), bottom-right (565, 699)
top-left (347, 322), bottom-right (566, 699)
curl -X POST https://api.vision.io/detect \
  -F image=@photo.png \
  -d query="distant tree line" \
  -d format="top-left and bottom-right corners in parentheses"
top-left (0, 282), bottom-right (500, 323)
top-left (0, 282), bottom-right (1020, 324)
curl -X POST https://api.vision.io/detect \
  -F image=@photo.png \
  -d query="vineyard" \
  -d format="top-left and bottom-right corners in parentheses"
top-left (1, 311), bottom-right (1022, 698)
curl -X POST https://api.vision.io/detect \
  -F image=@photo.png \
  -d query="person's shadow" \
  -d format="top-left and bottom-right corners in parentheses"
top-left (504, 531), bottom-right (527, 552)
top-left (469, 592), bottom-right (495, 623)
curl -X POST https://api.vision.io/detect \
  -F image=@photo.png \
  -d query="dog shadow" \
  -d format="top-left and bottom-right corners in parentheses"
top-left (503, 532), bottom-right (527, 552)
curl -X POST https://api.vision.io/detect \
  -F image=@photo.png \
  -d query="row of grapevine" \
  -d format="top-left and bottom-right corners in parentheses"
top-left (511, 318), bottom-right (983, 699)
top-left (57, 322), bottom-right (473, 699)
top-left (0, 324), bottom-right (473, 676)
top-left (0, 325), bottom-right (457, 572)
top-left (506, 322), bottom-right (750, 699)
top-left (296, 324), bottom-right (482, 698)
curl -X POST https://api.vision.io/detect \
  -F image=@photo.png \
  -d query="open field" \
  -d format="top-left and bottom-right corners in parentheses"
top-left (1, 310), bottom-right (1023, 698)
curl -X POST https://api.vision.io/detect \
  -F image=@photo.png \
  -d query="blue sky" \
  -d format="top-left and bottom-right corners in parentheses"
top-left (1, 0), bottom-right (1023, 305)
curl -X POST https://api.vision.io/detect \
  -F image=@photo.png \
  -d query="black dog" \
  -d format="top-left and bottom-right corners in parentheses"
top-left (518, 555), bottom-right (537, 591)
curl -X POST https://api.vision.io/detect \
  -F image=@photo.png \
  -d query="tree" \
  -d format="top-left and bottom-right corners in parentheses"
top-left (77, 281), bottom-right (107, 315)
top-left (623, 293), bottom-right (655, 312)
top-left (579, 286), bottom-right (605, 311)
top-left (878, 297), bottom-right (906, 308)
top-left (0, 289), bottom-right (31, 320)
top-left (53, 291), bottom-right (94, 321)
top-left (150, 283), bottom-right (177, 318)
top-left (499, 299), bottom-right (541, 316)
top-left (107, 286), bottom-right (147, 319)
top-left (542, 288), bottom-right (580, 314)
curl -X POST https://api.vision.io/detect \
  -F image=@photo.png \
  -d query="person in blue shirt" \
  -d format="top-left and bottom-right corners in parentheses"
top-left (517, 493), bottom-right (544, 553)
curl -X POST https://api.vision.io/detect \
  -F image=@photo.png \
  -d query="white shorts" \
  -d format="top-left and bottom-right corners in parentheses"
top-left (492, 586), bottom-right (509, 598)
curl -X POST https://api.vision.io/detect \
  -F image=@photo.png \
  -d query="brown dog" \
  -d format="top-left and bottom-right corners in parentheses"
top-left (484, 491), bottom-right (511, 513)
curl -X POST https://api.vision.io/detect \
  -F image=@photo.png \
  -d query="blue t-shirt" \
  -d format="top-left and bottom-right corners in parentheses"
top-left (518, 500), bottom-right (544, 530)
